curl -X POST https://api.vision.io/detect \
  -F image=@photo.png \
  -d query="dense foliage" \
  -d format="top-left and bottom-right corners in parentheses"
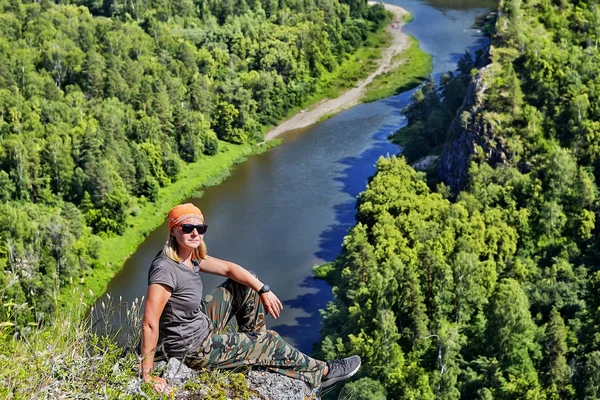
top-left (318, 0), bottom-right (600, 398)
top-left (0, 0), bottom-right (387, 326)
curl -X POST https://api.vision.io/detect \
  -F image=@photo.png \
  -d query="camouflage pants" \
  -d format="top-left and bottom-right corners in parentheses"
top-left (185, 278), bottom-right (326, 387)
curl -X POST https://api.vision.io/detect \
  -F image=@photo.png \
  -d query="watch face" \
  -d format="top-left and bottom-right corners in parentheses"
top-left (260, 284), bottom-right (271, 294)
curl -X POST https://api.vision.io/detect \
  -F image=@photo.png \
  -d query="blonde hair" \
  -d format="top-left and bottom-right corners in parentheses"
top-left (163, 232), bottom-right (208, 262)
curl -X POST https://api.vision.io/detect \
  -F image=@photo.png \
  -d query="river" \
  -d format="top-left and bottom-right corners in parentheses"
top-left (100, 0), bottom-right (497, 353)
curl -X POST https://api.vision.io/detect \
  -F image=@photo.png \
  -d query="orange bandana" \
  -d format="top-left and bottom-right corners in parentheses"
top-left (168, 203), bottom-right (204, 230)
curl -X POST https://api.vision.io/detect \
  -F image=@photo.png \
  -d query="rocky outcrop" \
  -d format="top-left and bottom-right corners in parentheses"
top-left (130, 359), bottom-right (320, 399)
top-left (412, 155), bottom-right (440, 172)
top-left (439, 64), bottom-right (510, 193)
top-left (245, 369), bottom-right (320, 400)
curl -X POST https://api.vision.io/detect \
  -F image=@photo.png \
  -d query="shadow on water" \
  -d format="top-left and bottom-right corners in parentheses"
top-left (447, 35), bottom-right (490, 66)
top-left (316, 120), bottom-right (406, 263)
top-left (314, 200), bottom-right (356, 262)
top-left (270, 276), bottom-right (332, 353)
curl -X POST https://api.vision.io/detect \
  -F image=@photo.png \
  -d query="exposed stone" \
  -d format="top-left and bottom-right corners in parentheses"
top-left (163, 358), bottom-right (196, 385)
top-left (150, 359), bottom-right (320, 399)
top-left (439, 61), bottom-right (511, 194)
top-left (246, 369), bottom-right (320, 400)
top-left (412, 155), bottom-right (440, 171)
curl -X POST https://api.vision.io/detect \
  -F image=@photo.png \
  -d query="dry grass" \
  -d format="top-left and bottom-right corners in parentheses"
top-left (0, 289), bottom-right (146, 399)
top-left (0, 287), bottom-right (257, 399)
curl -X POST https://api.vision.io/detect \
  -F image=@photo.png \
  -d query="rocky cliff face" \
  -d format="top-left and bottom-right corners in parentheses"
top-left (439, 63), bottom-right (510, 194)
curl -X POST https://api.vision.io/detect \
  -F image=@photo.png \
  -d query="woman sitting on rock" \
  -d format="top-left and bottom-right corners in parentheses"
top-left (141, 203), bottom-right (361, 393)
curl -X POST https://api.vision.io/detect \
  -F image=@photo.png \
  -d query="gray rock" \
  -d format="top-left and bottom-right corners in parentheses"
top-left (163, 358), bottom-right (197, 385)
top-left (439, 62), bottom-right (511, 194)
top-left (152, 359), bottom-right (319, 399)
top-left (439, 65), bottom-right (491, 193)
top-left (246, 369), bottom-right (320, 400)
top-left (412, 155), bottom-right (440, 171)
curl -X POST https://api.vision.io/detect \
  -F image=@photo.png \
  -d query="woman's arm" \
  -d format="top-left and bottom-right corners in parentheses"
top-left (200, 256), bottom-right (283, 318)
top-left (141, 283), bottom-right (172, 392)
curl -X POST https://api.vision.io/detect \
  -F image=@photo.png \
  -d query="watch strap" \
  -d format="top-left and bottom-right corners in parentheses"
top-left (258, 284), bottom-right (271, 295)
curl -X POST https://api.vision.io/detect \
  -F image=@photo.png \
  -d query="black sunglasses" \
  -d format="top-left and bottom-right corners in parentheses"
top-left (180, 224), bottom-right (208, 234)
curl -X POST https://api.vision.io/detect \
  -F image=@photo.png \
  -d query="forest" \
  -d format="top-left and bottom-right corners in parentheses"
top-left (0, 0), bottom-right (388, 325)
top-left (318, 0), bottom-right (600, 398)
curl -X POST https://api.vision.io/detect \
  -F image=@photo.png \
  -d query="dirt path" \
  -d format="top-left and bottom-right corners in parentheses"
top-left (263, 3), bottom-right (411, 141)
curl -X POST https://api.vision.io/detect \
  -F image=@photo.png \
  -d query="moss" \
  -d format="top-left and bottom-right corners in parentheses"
top-left (228, 373), bottom-right (251, 400)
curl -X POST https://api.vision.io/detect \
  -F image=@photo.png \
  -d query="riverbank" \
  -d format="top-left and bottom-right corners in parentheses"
top-left (264, 3), bottom-right (425, 141)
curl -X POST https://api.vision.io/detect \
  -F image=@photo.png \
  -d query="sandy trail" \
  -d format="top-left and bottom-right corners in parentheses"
top-left (264, 3), bottom-right (411, 141)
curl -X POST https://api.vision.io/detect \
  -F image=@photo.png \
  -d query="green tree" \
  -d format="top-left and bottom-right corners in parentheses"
top-left (342, 377), bottom-right (387, 400)
top-left (542, 309), bottom-right (570, 397)
top-left (213, 101), bottom-right (247, 144)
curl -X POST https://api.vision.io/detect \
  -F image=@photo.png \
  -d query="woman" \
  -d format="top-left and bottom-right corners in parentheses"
top-left (141, 203), bottom-right (361, 393)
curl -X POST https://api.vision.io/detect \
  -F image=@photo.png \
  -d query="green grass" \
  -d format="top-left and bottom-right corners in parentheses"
top-left (1, 292), bottom-right (141, 398)
top-left (362, 36), bottom-right (433, 103)
top-left (61, 142), bottom-right (256, 307)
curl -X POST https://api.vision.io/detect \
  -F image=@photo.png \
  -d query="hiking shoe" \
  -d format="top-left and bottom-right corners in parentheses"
top-left (321, 355), bottom-right (361, 388)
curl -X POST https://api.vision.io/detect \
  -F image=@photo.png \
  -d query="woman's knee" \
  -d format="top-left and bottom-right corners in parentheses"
top-left (264, 329), bottom-right (286, 343)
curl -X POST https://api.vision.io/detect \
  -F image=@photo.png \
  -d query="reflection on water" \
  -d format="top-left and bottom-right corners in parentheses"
top-left (101, 0), bottom-right (496, 353)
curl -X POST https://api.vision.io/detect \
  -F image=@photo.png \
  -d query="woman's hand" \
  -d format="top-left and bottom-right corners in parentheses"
top-left (144, 375), bottom-right (172, 394)
top-left (200, 256), bottom-right (284, 318)
top-left (260, 291), bottom-right (283, 319)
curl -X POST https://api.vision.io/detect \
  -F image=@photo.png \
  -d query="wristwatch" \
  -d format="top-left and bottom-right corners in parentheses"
top-left (257, 284), bottom-right (271, 295)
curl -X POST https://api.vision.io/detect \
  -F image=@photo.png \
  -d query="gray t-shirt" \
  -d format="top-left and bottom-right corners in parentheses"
top-left (148, 251), bottom-right (210, 358)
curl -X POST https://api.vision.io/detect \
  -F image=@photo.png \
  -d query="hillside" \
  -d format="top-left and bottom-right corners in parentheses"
top-left (317, 0), bottom-right (600, 398)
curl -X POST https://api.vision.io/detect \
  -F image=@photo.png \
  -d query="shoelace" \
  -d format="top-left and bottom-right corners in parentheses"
top-left (327, 358), bottom-right (349, 376)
